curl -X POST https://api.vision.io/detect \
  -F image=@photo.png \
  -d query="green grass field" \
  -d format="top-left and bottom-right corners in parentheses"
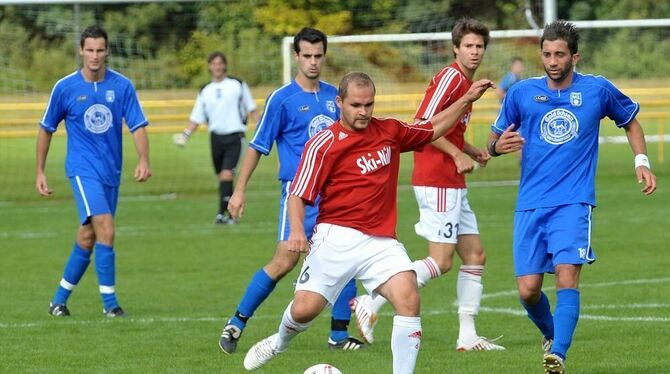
top-left (0, 130), bottom-right (668, 373)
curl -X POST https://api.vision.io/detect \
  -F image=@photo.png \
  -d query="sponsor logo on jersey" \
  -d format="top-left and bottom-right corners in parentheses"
top-left (77, 95), bottom-right (87, 102)
top-left (105, 90), bottom-right (115, 103)
top-left (326, 100), bottom-right (336, 113)
top-left (308, 114), bottom-right (335, 138)
top-left (298, 105), bottom-right (309, 112)
top-left (356, 146), bottom-right (391, 175)
top-left (540, 108), bottom-right (579, 145)
top-left (534, 95), bottom-right (549, 103)
top-left (570, 92), bottom-right (582, 107)
top-left (84, 104), bottom-right (113, 134)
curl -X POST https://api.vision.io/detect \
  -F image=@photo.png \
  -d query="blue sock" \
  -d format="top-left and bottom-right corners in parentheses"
top-left (330, 278), bottom-right (356, 342)
top-left (230, 269), bottom-right (276, 330)
top-left (94, 243), bottom-right (119, 311)
top-left (52, 243), bottom-right (92, 305)
top-left (521, 291), bottom-right (554, 340)
top-left (552, 288), bottom-right (580, 360)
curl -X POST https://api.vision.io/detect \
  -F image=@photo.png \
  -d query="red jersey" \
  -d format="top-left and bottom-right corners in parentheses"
top-left (412, 62), bottom-right (472, 188)
top-left (291, 117), bottom-right (434, 238)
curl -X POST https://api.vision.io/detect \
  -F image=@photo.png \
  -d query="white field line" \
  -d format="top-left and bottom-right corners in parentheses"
top-left (482, 277), bottom-right (670, 300)
top-left (3, 302), bottom-right (668, 329)
top-left (3, 277), bottom-right (669, 329)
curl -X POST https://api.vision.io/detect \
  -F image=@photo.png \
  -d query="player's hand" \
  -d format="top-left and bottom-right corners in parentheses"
top-left (35, 173), bottom-right (52, 196)
top-left (635, 166), bottom-right (657, 195)
top-left (495, 124), bottom-right (524, 154)
top-left (454, 152), bottom-right (475, 174)
top-left (172, 133), bottom-right (188, 147)
top-left (470, 148), bottom-right (491, 168)
top-left (287, 230), bottom-right (309, 253)
top-left (464, 79), bottom-right (495, 103)
top-left (134, 160), bottom-right (152, 182)
top-left (228, 190), bottom-right (245, 219)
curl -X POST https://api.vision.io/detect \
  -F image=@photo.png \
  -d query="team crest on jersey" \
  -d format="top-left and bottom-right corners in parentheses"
top-left (570, 92), bottom-right (582, 107)
top-left (308, 114), bottom-right (334, 138)
top-left (84, 104), bottom-right (113, 134)
top-left (326, 100), bottom-right (336, 113)
top-left (298, 105), bottom-right (309, 112)
top-left (540, 108), bottom-right (579, 145)
top-left (534, 95), bottom-right (549, 103)
top-left (105, 90), bottom-right (115, 103)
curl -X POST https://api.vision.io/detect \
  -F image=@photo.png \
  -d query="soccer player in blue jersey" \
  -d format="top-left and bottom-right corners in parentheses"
top-left (36, 25), bottom-right (151, 318)
top-left (219, 27), bottom-right (363, 354)
top-left (489, 20), bottom-right (657, 373)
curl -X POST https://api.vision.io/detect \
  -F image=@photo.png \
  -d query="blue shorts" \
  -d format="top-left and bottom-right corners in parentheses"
top-left (513, 203), bottom-right (596, 276)
top-left (278, 180), bottom-right (319, 241)
top-left (69, 176), bottom-right (119, 225)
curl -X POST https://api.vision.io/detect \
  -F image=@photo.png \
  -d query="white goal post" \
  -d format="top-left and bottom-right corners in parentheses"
top-left (282, 18), bottom-right (670, 84)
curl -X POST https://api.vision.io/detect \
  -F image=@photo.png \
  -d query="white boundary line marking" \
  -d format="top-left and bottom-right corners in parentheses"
top-left (482, 277), bottom-right (670, 300)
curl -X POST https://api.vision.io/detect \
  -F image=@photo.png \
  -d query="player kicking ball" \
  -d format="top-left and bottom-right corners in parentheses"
top-left (243, 72), bottom-right (493, 373)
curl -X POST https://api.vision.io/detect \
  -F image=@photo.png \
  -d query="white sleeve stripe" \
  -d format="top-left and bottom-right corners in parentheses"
top-left (301, 133), bottom-right (334, 198)
top-left (40, 71), bottom-right (77, 126)
top-left (250, 83), bottom-right (290, 145)
top-left (292, 130), bottom-right (332, 196)
top-left (292, 130), bottom-right (334, 197)
top-left (420, 68), bottom-right (459, 119)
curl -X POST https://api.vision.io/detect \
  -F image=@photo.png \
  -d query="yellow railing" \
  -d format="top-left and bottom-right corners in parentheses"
top-left (2, 88), bottom-right (668, 164)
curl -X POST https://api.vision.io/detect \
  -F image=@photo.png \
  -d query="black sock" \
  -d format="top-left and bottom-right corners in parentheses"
top-left (219, 181), bottom-right (233, 214)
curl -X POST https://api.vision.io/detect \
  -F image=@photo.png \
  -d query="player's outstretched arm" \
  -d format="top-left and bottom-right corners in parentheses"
top-left (286, 195), bottom-right (308, 253)
top-left (132, 127), bottom-right (152, 182)
top-left (429, 79), bottom-right (494, 141)
top-left (173, 122), bottom-right (199, 147)
top-left (35, 127), bottom-right (53, 196)
top-left (464, 142), bottom-right (492, 167)
top-left (228, 147), bottom-right (263, 219)
top-left (625, 118), bottom-right (657, 195)
top-left (487, 124), bottom-right (524, 157)
top-left (429, 137), bottom-right (475, 174)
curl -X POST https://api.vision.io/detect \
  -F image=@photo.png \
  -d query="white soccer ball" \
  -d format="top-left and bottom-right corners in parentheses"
top-left (302, 363), bottom-right (343, 374)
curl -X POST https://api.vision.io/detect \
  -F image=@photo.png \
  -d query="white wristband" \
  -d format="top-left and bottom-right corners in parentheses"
top-left (634, 154), bottom-right (650, 170)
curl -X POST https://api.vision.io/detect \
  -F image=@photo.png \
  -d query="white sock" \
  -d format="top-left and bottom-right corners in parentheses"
top-left (367, 257), bottom-right (440, 314)
top-left (276, 301), bottom-right (312, 352)
top-left (457, 265), bottom-right (484, 343)
top-left (413, 256), bottom-right (441, 288)
top-left (391, 315), bottom-right (422, 374)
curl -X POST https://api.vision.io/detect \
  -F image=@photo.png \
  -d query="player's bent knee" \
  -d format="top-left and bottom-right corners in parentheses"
top-left (518, 287), bottom-right (542, 304)
top-left (291, 292), bottom-right (325, 323)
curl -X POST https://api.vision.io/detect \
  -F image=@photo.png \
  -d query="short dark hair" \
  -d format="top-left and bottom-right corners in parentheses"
top-left (451, 18), bottom-right (490, 57)
top-left (338, 71), bottom-right (376, 99)
top-left (541, 20), bottom-right (579, 54)
top-left (208, 51), bottom-right (227, 64)
top-left (80, 25), bottom-right (108, 49)
top-left (294, 27), bottom-right (328, 54)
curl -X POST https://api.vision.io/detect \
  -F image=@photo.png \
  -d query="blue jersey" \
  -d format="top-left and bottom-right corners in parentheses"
top-left (40, 68), bottom-right (148, 186)
top-left (492, 72), bottom-right (639, 211)
top-left (498, 71), bottom-right (520, 93)
top-left (249, 80), bottom-right (339, 181)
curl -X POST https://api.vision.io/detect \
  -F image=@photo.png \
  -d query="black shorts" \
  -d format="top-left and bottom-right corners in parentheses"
top-left (210, 132), bottom-right (244, 174)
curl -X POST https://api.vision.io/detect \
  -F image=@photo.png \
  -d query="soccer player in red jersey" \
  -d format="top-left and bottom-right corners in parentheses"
top-left (351, 18), bottom-right (505, 352)
top-left (243, 72), bottom-right (493, 373)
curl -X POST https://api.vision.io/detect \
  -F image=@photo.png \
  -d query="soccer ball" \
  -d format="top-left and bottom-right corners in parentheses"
top-left (302, 363), bottom-right (343, 374)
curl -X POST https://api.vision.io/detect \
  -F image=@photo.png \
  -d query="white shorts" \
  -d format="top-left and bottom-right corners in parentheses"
top-left (295, 223), bottom-right (414, 305)
top-left (413, 187), bottom-right (479, 244)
